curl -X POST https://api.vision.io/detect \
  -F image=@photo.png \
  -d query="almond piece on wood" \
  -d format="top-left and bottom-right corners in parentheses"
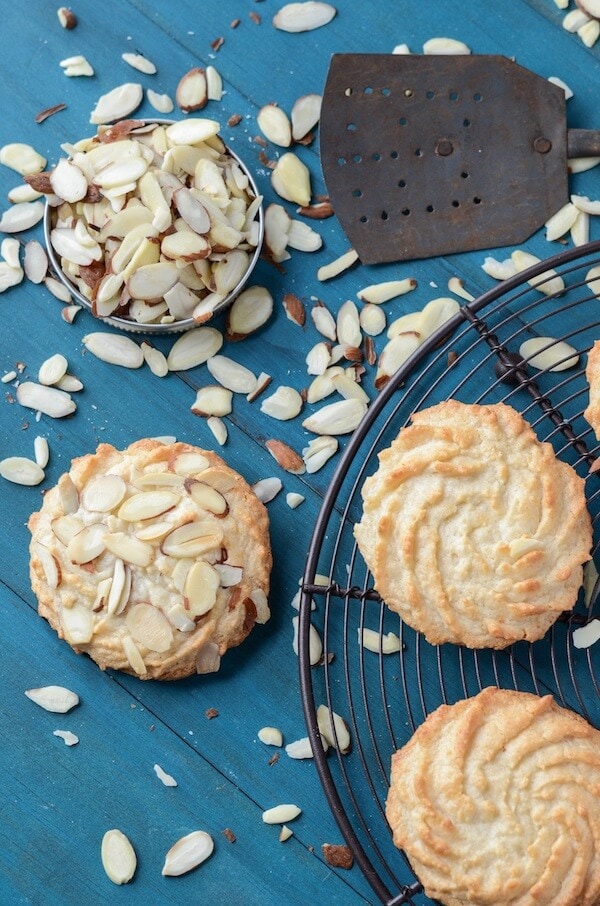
top-left (273, 2), bottom-right (337, 32)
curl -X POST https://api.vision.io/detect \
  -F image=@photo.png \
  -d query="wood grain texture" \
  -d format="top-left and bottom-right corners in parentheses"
top-left (1, 1), bottom-right (599, 903)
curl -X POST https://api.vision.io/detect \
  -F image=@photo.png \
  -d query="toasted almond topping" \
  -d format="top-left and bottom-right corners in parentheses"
top-left (214, 563), bottom-right (243, 586)
top-left (67, 523), bottom-right (108, 564)
top-left (122, 635), bottom-right (147, 675)
top-left (162, 831), bottom-right (214, 877)
top-left (126, 603), bottom-right (173, 652)
top-left (58, 473), bottom-right (79, 513)
top-left (34, 542), bottom-right (60, 589)
top-left (101, 830), bottom-right (137, 886)
top-left (184, 560), bottom-right (220, 617)
top-left (25, 685), bottom-right (79, 713)
top-left (104, 532), bottom-right (154, 567)
top-left (172, 451), bottom-right (210, 475)
top-left (161, 521), bottom-right (224, 558)
top-left (118, 490), bottom-right (180, 521)
top-left (82, 475), bottom-right (127, 512)
top-left (185, 478), bottom-right (228, 514)
top-left (196, 642), bottom-right (221, 674)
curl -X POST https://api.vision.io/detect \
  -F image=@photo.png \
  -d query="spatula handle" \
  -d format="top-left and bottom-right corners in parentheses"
top-left (567, 129), bottom-right (600, 158)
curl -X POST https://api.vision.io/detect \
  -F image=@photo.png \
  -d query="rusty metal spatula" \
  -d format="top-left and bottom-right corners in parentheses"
top-left (319, 54), bottom-right (600, 264)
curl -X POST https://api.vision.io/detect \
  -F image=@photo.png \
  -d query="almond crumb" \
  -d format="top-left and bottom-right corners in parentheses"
top-left (230, 18), bottom-right (241, 28)
top-left (268, 752), bottom-right (280, 766)
top-left (205, 707), bottom-right (219, 720)
top-left (249, 10), bottom-right (261, 23)
top-left (222, 828), bottom-right (236, 843)
top-left (210, 36), bottom-right (224, 51)
top-left (228, 113), bottom-right (242, 127)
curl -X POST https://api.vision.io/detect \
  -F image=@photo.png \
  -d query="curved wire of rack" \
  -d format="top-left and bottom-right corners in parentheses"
top-left (299, 239), bottom-right (600, 905)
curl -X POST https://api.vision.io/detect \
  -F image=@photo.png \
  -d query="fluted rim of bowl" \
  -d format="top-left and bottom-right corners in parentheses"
top-left (43, 119), bottom-right (265, 335)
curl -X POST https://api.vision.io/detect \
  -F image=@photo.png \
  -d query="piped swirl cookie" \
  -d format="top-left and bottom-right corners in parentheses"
top-left (386, 687), bottom-right (600, 906)
top-left (354, 400), bottom-right (592, 648)
top-left (28, 439), bottom-right (271, 680)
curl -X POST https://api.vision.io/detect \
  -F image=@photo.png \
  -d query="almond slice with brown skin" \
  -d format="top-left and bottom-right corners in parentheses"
top-left (190, 385), bottom-right (233, 417)
top-left (184, 479), bottom-right (229, 515)
top-left (66, 523), bottom-right (108, 564)
top-left (161, 521), bottom-right (224, 558)
top-left (176, 68), bottom-right (208, 112)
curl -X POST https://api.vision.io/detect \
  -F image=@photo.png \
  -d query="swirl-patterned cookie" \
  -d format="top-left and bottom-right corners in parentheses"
top-left (354, 401), bottom-right (592, 648)
top-left (584, 340), bottom-right (600, 440)
top-left (386, 688), bottom-right (600, 906)
top-left (28, 439), bottom-right (271, 680)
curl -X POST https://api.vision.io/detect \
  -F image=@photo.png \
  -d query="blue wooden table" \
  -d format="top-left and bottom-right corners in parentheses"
top-left (1, 2), bottom-right (599, 904)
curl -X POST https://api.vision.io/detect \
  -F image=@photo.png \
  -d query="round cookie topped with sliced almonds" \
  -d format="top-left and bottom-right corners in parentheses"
top-left (28, 439), bottom-right (271, 679)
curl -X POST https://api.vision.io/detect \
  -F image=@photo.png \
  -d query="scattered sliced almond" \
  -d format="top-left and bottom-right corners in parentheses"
top-left (266, 439), bottom-right (305, 473)
top-left (572, 619), bottom-right (600, 650)
top-left (258, 726), bottom-right (283, 746)
top-left (548, 75), bottom-right (573, 99)
top-left (317, 248), bottom-right (358, 282)
top-left (191, 385), bottom-right (233, 417)
top-left (101, 829), bottom-right (137, 886)
top-left (481, 255), bottom-right (517, 281)
top-left (206, 355), bottom-right (257, 393)
top-left (0, 456), bottom-right (45, 486)
top-left (122, 52), bottom-right (157, 75)
top-left (302, 435), bottom-right (338, 472)
top-left (302, 398), bottom-right (366, 435)
top-left (0, 143), bottom-right (46, 176)
top-left (271, 152), bottom-right (311, 206)
top-left (273, 2), bottom-right (336, 32)
top-left (279, 826), bottom-right (293, 842)
top-left (447, 277), bottom-right (474, 302)
top-left (286, 492), bottom-right (305, 509)
top-left (147, 89), bottom-right (174, 114)
top-left (285, 737), bottom-right (318, 759)
top-left (292, 614), bottom-right (322, 664)
top-left (519, 337), bottom-right (579, 372)
top-left (375, 333), bottom-right (420, 388)
top-left (316, 704), bottom-right (350, 753)
top-left (25, 685), bottom-right (79, 713)
top-left (176, 68), bottom-right (208, 112)
top-left (260, 386), bottom-right (303, 420)
top-left (359, 304), bottom-right (386, 337)
top-left (141, 342), bottom-right (168, 377)
top-left (34, 436), bottom-right (50, 469)
top-left (206, 66), bottom-right (223, 102)
top-left (423, 36), bottom-right (471, 54)
top-left (252, 477), bottom-right (282, 503)
top-left (357, 278), bottom-right (416, 305)
top-left (545, 201), bottom-right (579, 241)
top-left (162, 831), bottom-right (214, 877)
top-left (291, 94), bottom-right (322, 141)
top-left (226, 286), bottom-right (273, 340)
top-left (8, 184), bottom-right (42, 203)
top-left (262, 804), bottom-right (302, 824)
top-left (16, 382), bottom-right (76, 418)
top-left (38, 353), bottom-right (68, 387)
top-left (53, 730), bottom-right (79, 746)
top-left (154, 764), bottom-right (178, 787)
top-left (89, 83), bottom-right (143, 124)
top-left (296, 200), bottom-right (333, 219)
top-left (167, 328), bottom-right (223, 371)
top-left (0, 201), bottom-right (45, 233)
top-left (571, 210), bottom-right (590, 246)
top-left (286, 219), bottom-right (322, 252)
top-left (257, 104), bottom-right (292, 147)
top-left (511, 249), bottom-right (565, 296)
top-left (282, 292), bottom-right (306, 326)
top-left (359, 628), bottom-right (402, 654)
top-left (60, 55), bottom-right (94, 77)
top-left (83, 333), bottom-right (143, 369)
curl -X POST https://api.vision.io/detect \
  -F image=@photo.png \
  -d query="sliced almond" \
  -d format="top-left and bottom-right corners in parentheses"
top-left (126, 603), bottom-right (173, 652)
top-left (359, 304), bottom-right (386, 337)
top-left (282, 292), bottom-right (306, 326)
top-left (49, 159), bottom-right (88, 204)
top-left (59, 607), bottom-right (93, 645)
top-left (53, 730), bottom-right (79, 746)
top-left (34, 436), bottom-right (50, 469)
top-left (206, 355), bottom-right (257, 394)
top-left (140, 342), bottom-right (168, 377)
top-left (118, 490), bottom-right (180, 521)
top-left (207, 416), bottom-right (228, 446)
top-left (306, 367), bottom-right (344, 404)
top-left (82, 475), bottom-right (127, 512)
top-left (226, 286), bottom-right (273, 340)
top-left (196, 642), bottom-right (221, 674)
top-left (0, 201), bottom-right (45, 233)
top-left (357, 278), bottom-right (417, 304)
top-left (296, 200), bottom-right (333, 219)
top-left (191, 385), bottom-right (233, 417)
top-left (260, 386), bottom-right (303, 420)
top-left (273, 2), bottom-right (336, 32)
top-left (184, 478), bottom-right (228, 514)
top-left (161, 521), bottom-right (224, 558)
top-left (66, 523), bottom-right (108, 564)
top-left (161, 831), bottom-right (214, 877)
top-left (34, 542), bottom-right (60, 589)
top-left (206, 66), bottom-right (223, 101)
top-left (302, 436), bottom-right (338, 473)
top-left (519, 337), bottom-right (579, 372)
top-left (25, 686), bottom-right (79, 713)
top-left (0, 142), bottom-right (46, 176)
top-left (147, 89), bottom-right (174, 114)
top-left (545, 202), bottom-right (579, 241)
top-left (104, 532), bottom-right (154, 567)
top-left (316, 703), bottom-right (351, 753)
top-left (16, 382), bottom-right (76, 418)
top-left (247, 372), bottom-right (272, 403)
top-left (90, 83), bottom-right (143, 124)
top-left (214, 563), bottom-right (243, 586)
top-left (82, 333), bottom-right (143, 369)
top-left (317, 248), bottom-right (358, 282)
top-left (336, 300), bottom-right (361, 348)
top-left (0, 456), bottom-right (45, 486)
top-left (291, 94), bottom-right (322, 141)
top-left (258, 727), bottom-right (283, 746)
top-left (271, 152), bottom-right (311, 206)
top-left (331, 372), bottom-right (369, 405)
top-left (286, 219), bottom-right (322, 252)
top-left (52, 514), bottom-right (84, 546)
top-left (257, 104), bottom-right (292, 148)
top-left (265, 439), bottom-right (305, 474)
top-left (122, 636), bottom-right (147, 675)
top-left (447, 276), bottom-right (474, 302)
top-left (122, 52), bottom-right (157, 75)
top-left (165, 118), bottom-right (220, 145)
top-left (481, 255), bottom-right (517, 281)
top-left (23, 240), bottom-right (48, 284)
top-left (58, 473), bottom-right (79, 514)
top-left (184, 560), bottom-right (220, 617)
top-left (306, 341), bottom-right (332, 376)
top-left (511, 249), bottom-right (565, 296)
top-left (154, 764), bottom-right (178, 787)
top-left (106, 559), bottom-right (131, 616)
top-left (57, 7), bottom-right (77, 28)
top-left (60, 55), bottom-right (94, 77)
top-left (279, 826), bottom-right (294, 842)
top-left (302, 398), bottom-right (366, 435)
top-left (571, 210), bottom-right (590, 247)
top-left (375, 333), bottom-right (420, 388)
top-left (134, 471), bottom-right (184, 489)
top-left (423, 36), bottom-right (471, 54)
top-left (38, 354), bottom-right (68, 387)
top-left (262, 803), bottom-right (302, 823)
top-left (172, 451), bottom-right (210, 476)
top-left (252, 477), bottom-right (282, 503)
top-left (419, 297), bottom-right (461, 339)
top-left (359, 628), bottom-right (402, 654)
top-left (176, 68), bottom-right (208, 113)
top-left (167, 327), bottom-right (223, 372)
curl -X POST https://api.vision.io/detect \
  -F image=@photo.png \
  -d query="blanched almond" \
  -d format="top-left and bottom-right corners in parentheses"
top-left (66, 523), bottom-right (108, 564)
top-left (161, 521), bottom-right (223, 558)
top-left (0, 201), bottom-right (45, 232)
top-left (257, 104), bottom-right (292, 148)
top-left (511, 249), bottom-right (565, 296)
top-left (83, 333), bottom-right (143, 369)
top-left (126, 603), bottom-right (173, 652)
top-left (0, 456), bottom-right (45, 486)
top-left (0, 143), bottom-right (46, 176)
top-left (291, 94), bottom-right (322, 141)
top-left (82, 475), bottom-right (127, 512)
top-left (226, 285), bottom-right (273, 340)
top-left (260, 386), bottom-right (303, 420)
top-left (207, 355), bottom-right (257, 393)
top-left (117, 490), bottom-right (180, 521)
top-left (25, 686), bottom-right (79, 713)
top-left (271, 152), bottom-right (311, 206)
top-left (302, 398), bottom-right (366, 435)
top-left (317, 248), bottom-right (358, 281)
top-left (90, 83), bottom-right (143, 124)
top-left (104, 532), bottom-right (154, 567)
top-left (167, 327), bottom-right (223, 372)
top-left (273, 2), bottom-right (336, 32)
top-left (16, 382), bottom-right (76, 418)
top-left (184, 560), bottom-right (220, 617)
top-left (519, 337), bottom-right (579, 372)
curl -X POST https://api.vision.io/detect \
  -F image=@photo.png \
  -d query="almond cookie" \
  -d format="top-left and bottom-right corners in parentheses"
top-left (386, 688), bottom-right (600, 906)
top-left (354, 400), bottom-right (592, 648)
top-left (584, 340), bottom-right (600, 440)
top-left (28, 439), bottom-right (271, 680)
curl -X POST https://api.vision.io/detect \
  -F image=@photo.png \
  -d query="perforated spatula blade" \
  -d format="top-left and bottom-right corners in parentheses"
top-left (320, 54), bottom-right (599, 264)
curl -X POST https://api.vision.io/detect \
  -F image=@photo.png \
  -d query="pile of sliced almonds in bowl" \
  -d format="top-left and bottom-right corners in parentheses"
top-left (39, 118), bottom-right (264, 334)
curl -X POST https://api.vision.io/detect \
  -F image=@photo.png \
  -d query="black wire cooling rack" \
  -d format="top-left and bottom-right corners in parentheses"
top-left (299, 239), bottom-right (600, 905)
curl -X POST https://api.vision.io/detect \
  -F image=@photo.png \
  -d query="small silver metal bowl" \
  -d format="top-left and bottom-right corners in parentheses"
top-left (44, 120), bottom-right (264, 335)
